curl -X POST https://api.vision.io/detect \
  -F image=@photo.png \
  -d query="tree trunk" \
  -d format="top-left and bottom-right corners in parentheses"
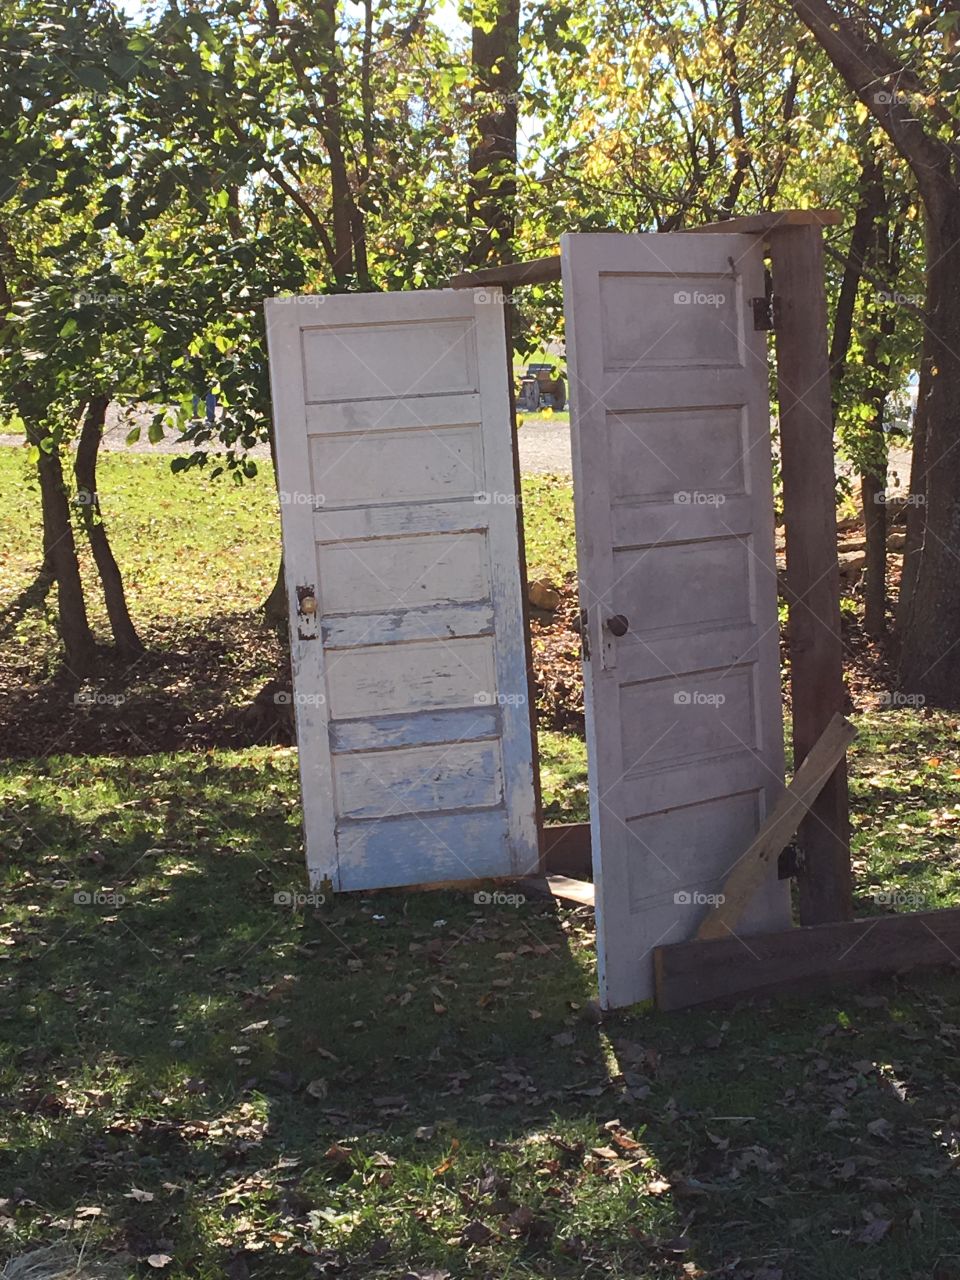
top-left (262, 415), bottom-right (287, 624)
top-left (895, 350), bottom-right (930, 632)
top-left (861, 464), bottom-right (887, 638)
top-left (317, 0), bottom-right (356, 286)
top-left (467, 0), bottom-right (521, 268)
top-left (27, 421), bottom-right (97, 675)
top-left (787, 0), bottom-right (960, 704)
top-left (75, 394), bottom-right (144, 658)
top-left (897, 203), bottom-right (960, 703)
top-left (263, 557), bottom-right (287, 624)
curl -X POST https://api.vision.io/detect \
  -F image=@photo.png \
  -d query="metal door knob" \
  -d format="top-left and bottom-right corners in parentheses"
top-left (605, 614), bottom-right (629, 636)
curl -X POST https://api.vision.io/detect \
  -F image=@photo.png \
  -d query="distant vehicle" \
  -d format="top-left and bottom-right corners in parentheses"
top-left (516, 362), bottom-right (566, 412)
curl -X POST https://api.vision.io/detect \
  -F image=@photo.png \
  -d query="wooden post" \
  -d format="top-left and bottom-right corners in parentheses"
top-left (769, 223), bottom-right (852, 924)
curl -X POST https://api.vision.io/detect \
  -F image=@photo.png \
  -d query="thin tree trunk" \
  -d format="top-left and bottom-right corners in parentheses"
top-left (897, 208), bottom-right (960, 702)
top-left (318, 0), bottom-right (356, 286)
top-left (861, 453), bottom-right (887, 638)
top-left (27, 420), bottom-right (97, 675)
top-left (829, 153), bottom-right (882, 397)
top-left (262, 416), bottom-right (287, 623)
top-left (75, 395), bottom-right (144, 658)
top-left (895, 351), bottom-right (929, 632)
top-left (467, 0), bottom-right (521, 268)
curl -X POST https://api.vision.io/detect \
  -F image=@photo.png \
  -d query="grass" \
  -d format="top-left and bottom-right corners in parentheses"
top-left (0, 450), bottom-right (575, 647)
top-left (5, 444), bottom-right (960, 1276)
top-left (3, 750), bottom-right (960, 1278)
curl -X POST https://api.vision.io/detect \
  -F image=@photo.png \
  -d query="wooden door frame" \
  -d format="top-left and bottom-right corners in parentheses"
top-left (447, 210), bottom-right (900, 1011)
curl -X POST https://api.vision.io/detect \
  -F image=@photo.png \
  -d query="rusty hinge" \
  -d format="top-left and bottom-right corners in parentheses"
top-left (573, 606), bottom-right (590, 662)
top-left (750, 267), bottom-right (776, 331)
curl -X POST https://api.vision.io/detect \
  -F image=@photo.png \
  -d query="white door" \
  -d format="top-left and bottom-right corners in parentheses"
top-left (561, 232), bottom-right (789, 1008)
top-left (265, 288), bottom-right (538, 892)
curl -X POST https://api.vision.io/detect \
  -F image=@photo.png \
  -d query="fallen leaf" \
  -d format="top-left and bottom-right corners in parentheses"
top-left (461, 1220), bottom-right (494, 1245)
top-left (857, 1218), bottom-right (891, 1245)
top-left (147, 1255), bottom-right (173, 1269)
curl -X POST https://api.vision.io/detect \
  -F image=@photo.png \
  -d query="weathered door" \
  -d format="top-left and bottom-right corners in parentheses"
top-left (265, 288), bottom-right (538, 892)
top-left (561, 232), bottom-right (789, 1008)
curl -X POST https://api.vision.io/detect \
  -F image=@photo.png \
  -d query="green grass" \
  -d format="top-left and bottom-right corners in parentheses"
top-left (539, 729), bottom-right (588, 822)
top-left (520, 473), bottom-right (577, 584)
top-left (5, 445), bottom-right (960, 1277)
top-left (3, 750), bottom-right (960, 1278)
top-left (0, 446), bottom-right (281, 637)
top-left (850, 708), bottom-right (960, 914)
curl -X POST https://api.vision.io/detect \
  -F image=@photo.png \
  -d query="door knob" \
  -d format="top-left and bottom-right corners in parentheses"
top-left (605, 614), bottom-right (629, 637)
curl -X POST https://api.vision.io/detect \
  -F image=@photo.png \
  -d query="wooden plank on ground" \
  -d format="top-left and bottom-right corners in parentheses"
top-left (656, 907), bottom-right (960, 1011)
top-left (769, 222), bottom-right (852, 925)
top-left (697, 713), bottom-right (857, 940)
top-left (542, 822), bottom-right (592, 879)
top-left (520, 875), bottom-right (595, 906)
top-left (446, 255), bottom-right (561, 290)
top-left (685, 209), bottom-right (842, 235)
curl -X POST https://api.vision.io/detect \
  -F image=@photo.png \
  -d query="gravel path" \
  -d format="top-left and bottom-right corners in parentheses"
top-left (2, 403), bottom-right (912, 487)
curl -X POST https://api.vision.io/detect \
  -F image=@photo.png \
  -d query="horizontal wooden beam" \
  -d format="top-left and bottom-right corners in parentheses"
top-left (655, 906), bottom-right (960, 1011)
top-left (446, 255), bottom-right (561, 290)
top-left (682, 209), bottom-right (842, 236)
top-left (542, 821), bottom-right (592, 879)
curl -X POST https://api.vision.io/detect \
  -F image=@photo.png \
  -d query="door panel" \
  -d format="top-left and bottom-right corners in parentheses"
top-left (561, 232), bottom-right (789, 1008)
top-left (265, 289), bottom-right (538, 891)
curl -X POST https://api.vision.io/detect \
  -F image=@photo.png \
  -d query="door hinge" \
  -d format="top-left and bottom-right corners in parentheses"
top-left (751, 266), bottom-right (776, 331)
top-left (576, 607), bottom-right (590, 662)
top-left (751, 294), bottom-right (774, 331)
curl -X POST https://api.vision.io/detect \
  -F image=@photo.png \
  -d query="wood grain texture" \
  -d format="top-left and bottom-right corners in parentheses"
top-left (265, 288), bottom-right (537, 892)
top-left (685, 209), bottom-right (842, 235)
top-left (561, 232), bottom-right (789, 1011)
top-left (446, 255), bottom-right (562, 289)
top-left (770, 224), bottom-right (852, 925)
top-left (697, 713), bottom-right (857, 940)
top-left (656, 907), bottom-right (960, 1010)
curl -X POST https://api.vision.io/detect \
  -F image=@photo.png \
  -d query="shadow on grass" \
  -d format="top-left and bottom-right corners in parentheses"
top-left (3, 754), bottom-right (960, 1279)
